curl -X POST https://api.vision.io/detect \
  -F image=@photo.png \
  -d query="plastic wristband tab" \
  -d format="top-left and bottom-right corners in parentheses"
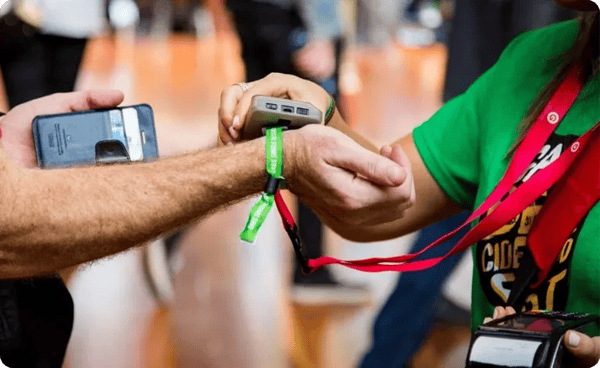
top-left (324, 95), bottom-right (335, 125)
top-left (240, 127), bottom-right (284, 243)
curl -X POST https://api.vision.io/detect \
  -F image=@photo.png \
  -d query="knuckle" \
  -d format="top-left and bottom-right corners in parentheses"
top-left (266, 72), bottom-right (281, 80)
top-left (367, 160), bottom-right (379, 178)
top-left (220, 88), bottom-right (231, 99)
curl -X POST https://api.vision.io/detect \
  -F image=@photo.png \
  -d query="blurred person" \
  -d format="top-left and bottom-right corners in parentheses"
top-left (443, 0), bottom-right (576, 100)
top-left (360, 1), bottom-right (578, 367)
top-left (226, 0), bottom-right (370, 297)
top-left (0, 89), bottom-right (406, 367)
top-left (0, 0), bottom-right (106, 108)
top-left (356, 0), bottom-right (405, 47)
top-left (220, 2), bottom-right (600, 366)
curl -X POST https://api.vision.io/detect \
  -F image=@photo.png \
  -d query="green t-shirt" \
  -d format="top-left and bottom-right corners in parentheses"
top-left (413, 19), bottom-right (600, 332)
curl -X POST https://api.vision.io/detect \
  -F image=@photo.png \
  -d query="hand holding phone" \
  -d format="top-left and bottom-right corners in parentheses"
top-left (241, 95), bottom-right (323, 140)
top-left (32, 104), bottom-right (159, 169)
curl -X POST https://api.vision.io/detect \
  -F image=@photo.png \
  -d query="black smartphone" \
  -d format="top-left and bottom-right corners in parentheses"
top-left (466, 311), bottom-right (600, 368)
top-left (32, 104), bottom-right (159, 169)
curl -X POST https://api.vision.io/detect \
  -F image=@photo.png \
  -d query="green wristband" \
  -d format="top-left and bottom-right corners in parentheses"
top-left (240, 127), bottom-right (284, 243)
top-left (324, 95), bottom-right (335, 125)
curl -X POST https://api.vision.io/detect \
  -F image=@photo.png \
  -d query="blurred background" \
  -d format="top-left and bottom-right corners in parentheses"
top-left (0, 0), bottom-right (578, 367)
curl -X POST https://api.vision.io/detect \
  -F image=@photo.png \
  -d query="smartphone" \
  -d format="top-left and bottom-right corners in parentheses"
top-left (241, 95), bottom-right (323, 140)
top-left (32, 104), bottom-right (159, 169)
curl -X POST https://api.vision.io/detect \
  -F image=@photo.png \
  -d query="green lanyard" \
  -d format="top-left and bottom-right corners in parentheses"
top-left (240, 127), bottom-right (284, 243)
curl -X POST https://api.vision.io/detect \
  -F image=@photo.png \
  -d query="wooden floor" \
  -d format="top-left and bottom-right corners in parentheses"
top-left (0, 29), bottom-right (471, 367)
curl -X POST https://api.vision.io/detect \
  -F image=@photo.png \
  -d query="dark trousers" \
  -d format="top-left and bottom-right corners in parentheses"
top-left (228, 1), bottom-right (341, 271)
top-left (360, 212), bottom-right (470, 368)
top-left (0, 32), bottom-right (87, 108)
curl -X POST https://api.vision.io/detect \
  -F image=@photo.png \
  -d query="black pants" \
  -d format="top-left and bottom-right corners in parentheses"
top-left (228, 0), bottom-right (342, 276)
top-left (0, 32), bottom-right (87, 108)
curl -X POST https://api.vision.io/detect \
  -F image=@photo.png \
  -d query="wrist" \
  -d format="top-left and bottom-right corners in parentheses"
top-left (282, 131), bottom-right (299, 187)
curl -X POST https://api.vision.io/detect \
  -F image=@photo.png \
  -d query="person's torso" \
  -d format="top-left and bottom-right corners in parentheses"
top-left (470, 42), bottom-right (600, 329)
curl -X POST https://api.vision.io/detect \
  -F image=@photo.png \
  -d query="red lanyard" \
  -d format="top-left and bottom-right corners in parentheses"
top-left (278, 64), bottom-right (598, 283)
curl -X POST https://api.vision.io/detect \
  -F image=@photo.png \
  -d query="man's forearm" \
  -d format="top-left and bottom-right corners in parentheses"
top-left (0, 138), bottom-right (271, 278)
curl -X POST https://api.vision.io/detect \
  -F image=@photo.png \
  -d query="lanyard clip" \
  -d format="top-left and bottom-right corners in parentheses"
top-left (264, 175), bottom-right (281, 195)
top-left (284, 224), bottom-right (312, 274)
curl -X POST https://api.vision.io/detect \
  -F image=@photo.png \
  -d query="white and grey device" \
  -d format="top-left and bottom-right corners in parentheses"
top-left (241, 95), bottom-right (323, 140)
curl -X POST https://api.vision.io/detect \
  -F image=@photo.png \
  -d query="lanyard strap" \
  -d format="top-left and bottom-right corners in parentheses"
top-left (308, 64), bottom-right (588, 276)
top-left (528, 122), bottom-right (600, 288)
top-left (240, 127), bottom-right (283, 243)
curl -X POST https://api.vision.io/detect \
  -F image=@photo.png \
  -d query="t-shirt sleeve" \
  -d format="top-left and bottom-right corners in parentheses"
top-left (412, 20), bottom-right (577, 210)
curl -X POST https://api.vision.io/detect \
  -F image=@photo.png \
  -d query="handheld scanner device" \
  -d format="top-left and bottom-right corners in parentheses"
top-left (466, 311), bottom-right (600, 368)
top-left (241, 95), bottom-right (323, 140)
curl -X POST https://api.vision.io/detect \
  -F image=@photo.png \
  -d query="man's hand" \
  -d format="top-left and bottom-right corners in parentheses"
top-left (0, 90), bottom-right (124, 168)
top-left (484, 307), bottom-right (600, 367)
top-left (292, 39), bottom-right (336, 82)
top-left (284, 125), bottom-right (415, 227)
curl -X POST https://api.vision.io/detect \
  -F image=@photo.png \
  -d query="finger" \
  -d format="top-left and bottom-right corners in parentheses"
top-left (483, 318), bottom-right (493, 324)
top-left (564, 332), bottom-right (600, 367)
top-left (228, 125), bottom-right (239, 140)
top-left (25, 90), bottom-right (124, 115)
top-left (332, 145), bottom-right (407, 187)
top-left (493, 306), bottom-right (506, 320)
top-left (389, 145), bottom-right (412, 171)
top-left (506, 306), bottom-right (517, 315)
top-left (380, 145), bottom-right (393, 159)
top-left (80, 90), bottom-right (124, 110)
top-left (219, 121), bottom-right (234, 146)
top-left (219, 85), bottom-right (244, 133)
top-left (233, 74), bottom-right (297, 126)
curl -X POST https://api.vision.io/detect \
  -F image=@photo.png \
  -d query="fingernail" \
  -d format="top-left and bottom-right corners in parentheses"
top-left (568, 332), bottom-right (581, 347)
top-left (232, 115), bottom-right (240, 128)
top-left (493, 308), bottom-right (499, 319)
top-left (387, 166), bottom-right (403, 184)
top-left (229, 127), bottom-right (239, 139)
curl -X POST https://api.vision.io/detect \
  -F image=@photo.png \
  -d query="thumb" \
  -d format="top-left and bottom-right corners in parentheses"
top-left (334, 146), bottom-right (407, 187)
top-left (564, 331), bottom-right (600, 367)
top-left (63, 90), bottom-right (125, 111)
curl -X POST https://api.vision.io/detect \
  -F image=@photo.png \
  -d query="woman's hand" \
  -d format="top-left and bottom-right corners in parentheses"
top-left (218, 73), bottom-right (330, 145)
top-left (0, 90), bottom-right (124, 168)
top-left (484, 307), bottom-right (600, 367)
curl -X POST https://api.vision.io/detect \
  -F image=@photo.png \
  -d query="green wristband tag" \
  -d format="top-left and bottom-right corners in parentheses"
top-left (265, 127), bottom-right (284, 178)
top-left (240, 193), bottom-right (274, 243)
top-left (240, 127), bottom-right (283, 243)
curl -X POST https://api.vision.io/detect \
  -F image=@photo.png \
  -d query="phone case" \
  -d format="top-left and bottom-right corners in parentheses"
top-left (32, 104), bottom-right (159, 169)
top-left (241, 95), bottom-right (323, 140)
